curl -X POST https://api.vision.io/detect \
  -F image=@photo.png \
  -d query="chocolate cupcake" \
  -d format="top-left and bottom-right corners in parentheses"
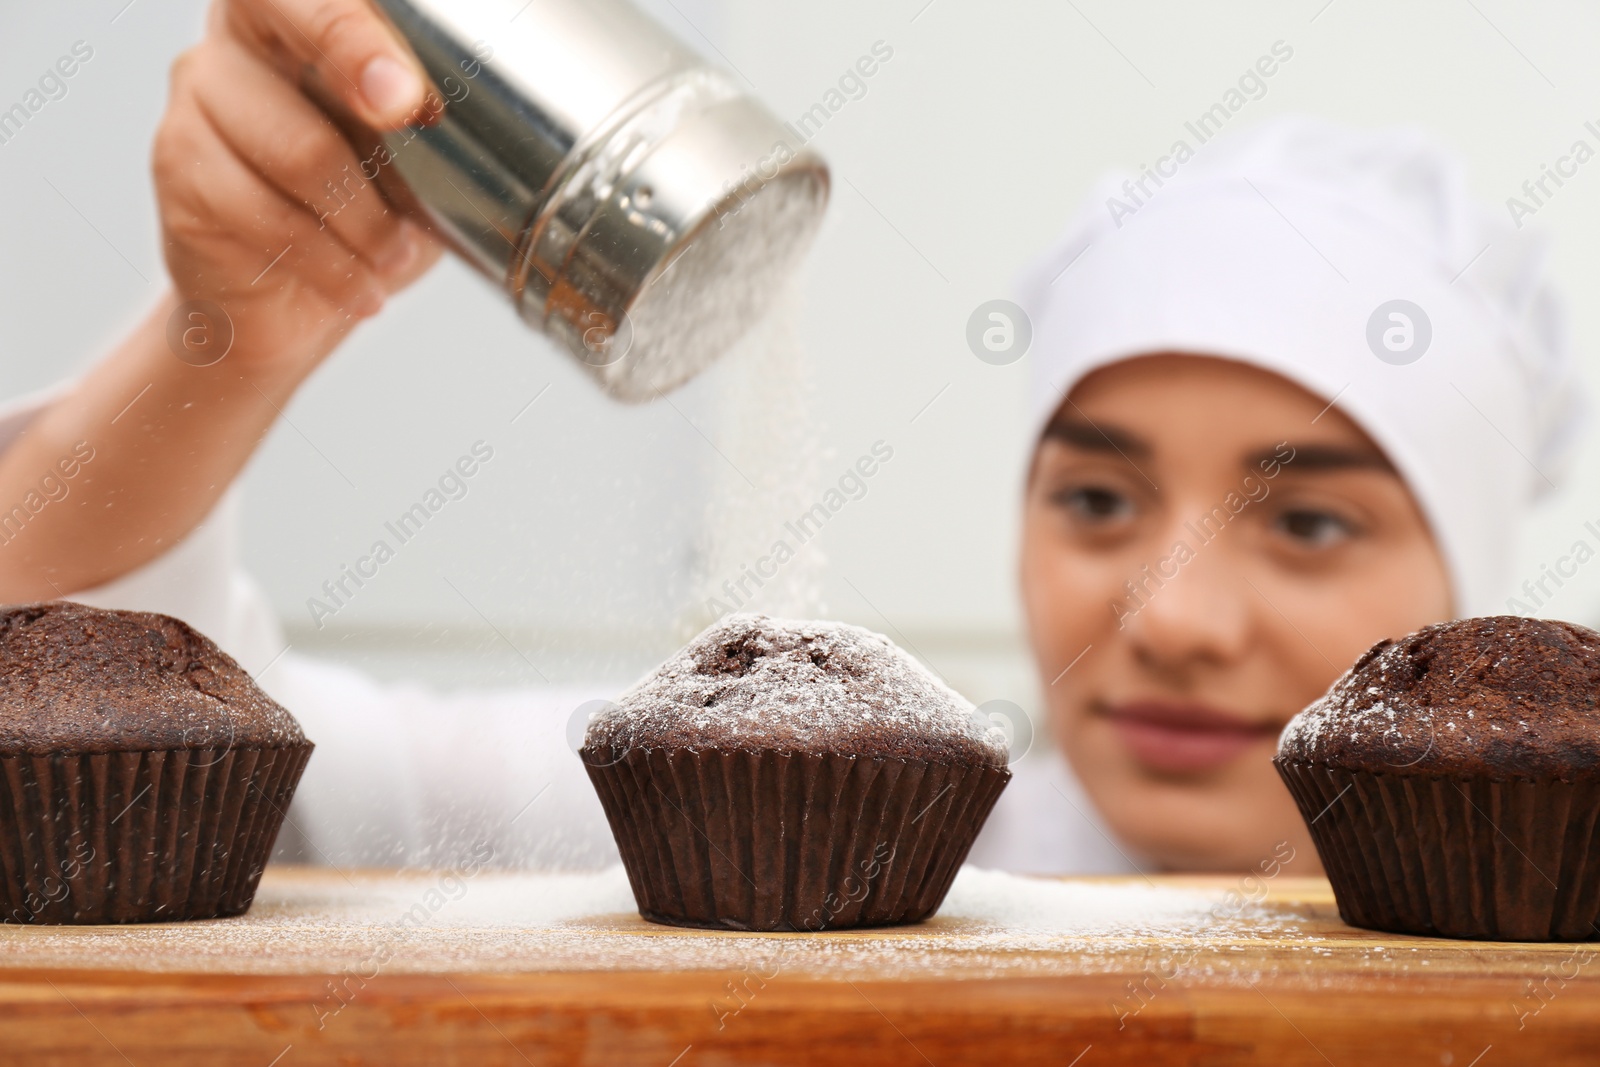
top-left (0, 602), bottom-right (312, 924)
top-left (1277, 615), bottom-right (1600, 941)
top-left (580, 614), bottom-right (1011, 931)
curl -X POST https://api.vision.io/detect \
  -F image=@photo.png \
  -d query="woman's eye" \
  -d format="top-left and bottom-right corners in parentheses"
top-left (1051, 486), bottom-right (1133, 524)
top-left (1274, 508), bottom-right (1355, 549)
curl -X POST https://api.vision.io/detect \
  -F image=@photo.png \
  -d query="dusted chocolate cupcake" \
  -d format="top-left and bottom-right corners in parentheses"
top-left (581, 614), bottom-right (1011, 931)
top-left (0, 602), bottom-right (313, 924)
top-left (1277, 615), bottom-right (1600, 941)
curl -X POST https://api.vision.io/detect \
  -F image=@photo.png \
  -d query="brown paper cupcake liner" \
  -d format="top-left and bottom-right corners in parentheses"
top-left (583, 746), bottom-right (1010, 930)
top-left (0, 743), bottom-right (313, 925)
top-left (1276, 758), bottom-right (1600, 941)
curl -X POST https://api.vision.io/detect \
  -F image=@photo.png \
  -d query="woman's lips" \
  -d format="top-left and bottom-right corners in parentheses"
top-left (1101, 700), bottom-right (1278, 774)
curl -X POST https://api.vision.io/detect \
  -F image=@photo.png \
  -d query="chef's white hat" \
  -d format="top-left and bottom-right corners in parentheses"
top-left (1018, 115), bottom-right (1585, 616)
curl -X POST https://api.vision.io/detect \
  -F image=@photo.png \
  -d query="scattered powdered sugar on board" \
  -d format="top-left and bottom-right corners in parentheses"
top-left (588, 613), bottom-right (1007, 760)
top-left (0, 865), bottom-right (1305, 981)
top-left (937, 867), bottom-right (1220, 935)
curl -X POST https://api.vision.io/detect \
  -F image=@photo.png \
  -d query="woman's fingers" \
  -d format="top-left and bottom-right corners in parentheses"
top-left (220, 0), bottom-right (428, 129)
top-left (155, 68), bottom-right (388, 321)
top-left (191, 34), bottom-right (415, 277)
top-left (379, 222), bottom-right (444, 294)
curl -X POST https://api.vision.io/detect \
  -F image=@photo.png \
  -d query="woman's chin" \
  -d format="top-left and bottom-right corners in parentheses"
top-left (1068, 726), bottom-right (1308, 871)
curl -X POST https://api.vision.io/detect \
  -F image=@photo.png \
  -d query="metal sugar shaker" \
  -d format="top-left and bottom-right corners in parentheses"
top-left (315, 0), bottom-right (829, 401)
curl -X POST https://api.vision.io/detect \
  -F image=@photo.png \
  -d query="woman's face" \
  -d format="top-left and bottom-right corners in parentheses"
top-left (1020, 354), bottom-right (1452, 872)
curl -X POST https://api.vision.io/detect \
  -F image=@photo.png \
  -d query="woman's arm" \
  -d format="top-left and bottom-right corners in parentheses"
top-left (0, 0), bottom-right (443, 601)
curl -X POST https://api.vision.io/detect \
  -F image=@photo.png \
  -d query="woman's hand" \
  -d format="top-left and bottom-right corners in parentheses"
top-left (155, 0), bottom-right (443, 388)
top-left (0, 0), bottom-right (448, 602)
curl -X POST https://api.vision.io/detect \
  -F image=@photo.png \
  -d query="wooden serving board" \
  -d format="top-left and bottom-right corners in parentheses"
top-left (2, 866), bottom-right (1597, 1065)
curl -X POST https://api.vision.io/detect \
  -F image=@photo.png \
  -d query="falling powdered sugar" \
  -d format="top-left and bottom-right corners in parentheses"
top-left (684, 280), bottom-right (826, 632)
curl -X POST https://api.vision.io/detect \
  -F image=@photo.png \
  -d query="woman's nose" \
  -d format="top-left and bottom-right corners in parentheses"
top-left (1118, 522), bottom-right (1253, 674)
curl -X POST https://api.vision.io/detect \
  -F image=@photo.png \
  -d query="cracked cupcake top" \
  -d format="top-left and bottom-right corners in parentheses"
top-left (585, 614), bottom-right (1008, 764)
top-left (0, 601), bottom-right (304, 755)
top-left (1278, 615), bottom-right (1600, 779)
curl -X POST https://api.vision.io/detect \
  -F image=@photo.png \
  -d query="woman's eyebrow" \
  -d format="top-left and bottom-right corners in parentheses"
top-left (1247, 443), bottom-right (1396, 473)
top-left (1042, 418), bottom-right (1151, 459)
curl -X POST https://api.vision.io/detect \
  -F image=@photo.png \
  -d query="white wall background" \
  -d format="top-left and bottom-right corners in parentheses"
top-left (4, 0), bottom-right (1600, 709)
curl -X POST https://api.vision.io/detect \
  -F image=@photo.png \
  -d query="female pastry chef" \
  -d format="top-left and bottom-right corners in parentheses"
top-left (0, 0), bottom-right (1580, 871)
top-left (968, 116), bottom-right (1583, 874)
